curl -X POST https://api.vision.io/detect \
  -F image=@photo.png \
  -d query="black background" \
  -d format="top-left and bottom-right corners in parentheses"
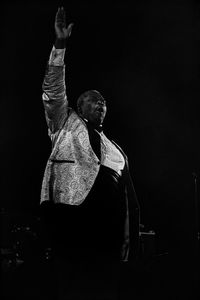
top-left (1, 0), bottom-right (200, 284)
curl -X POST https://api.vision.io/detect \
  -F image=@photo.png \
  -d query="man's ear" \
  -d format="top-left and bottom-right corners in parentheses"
top-left (77, 106), bottom-right (82, 115)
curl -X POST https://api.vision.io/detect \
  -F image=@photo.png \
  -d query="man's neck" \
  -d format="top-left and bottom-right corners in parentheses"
top-left (83, 118), bottom-right (103, 132)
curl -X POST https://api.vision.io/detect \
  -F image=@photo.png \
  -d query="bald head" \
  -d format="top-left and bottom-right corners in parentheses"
top-left (77, 90), bottom-right (107, 126)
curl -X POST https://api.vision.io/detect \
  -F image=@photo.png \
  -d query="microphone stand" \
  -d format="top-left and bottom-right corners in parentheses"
top-left (192, 172), bottom-right (199, 255)
top-left (192, 172), bottom-right (199, 295)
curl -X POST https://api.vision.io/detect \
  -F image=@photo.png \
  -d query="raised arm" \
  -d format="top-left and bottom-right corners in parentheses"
top-left (42, 7), bottom-right (73, 135)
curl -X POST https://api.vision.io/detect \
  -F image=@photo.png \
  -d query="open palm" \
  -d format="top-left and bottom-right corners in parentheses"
top-left (55, 7), bottom-right (73, 39)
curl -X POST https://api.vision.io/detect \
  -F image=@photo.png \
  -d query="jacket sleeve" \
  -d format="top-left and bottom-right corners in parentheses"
top-left (42, 46), bottom-right (69, 135)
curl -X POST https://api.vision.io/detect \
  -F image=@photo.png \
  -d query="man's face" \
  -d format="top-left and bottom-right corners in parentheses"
top-left (80, 95), bottom-right (107, 126)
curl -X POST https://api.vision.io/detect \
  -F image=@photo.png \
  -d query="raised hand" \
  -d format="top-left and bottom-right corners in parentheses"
top-left (55, 7), bottom-right (73, 40)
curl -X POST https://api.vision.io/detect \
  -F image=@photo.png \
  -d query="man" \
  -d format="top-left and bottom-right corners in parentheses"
top-left (40, 7), bottom-right (140, 300)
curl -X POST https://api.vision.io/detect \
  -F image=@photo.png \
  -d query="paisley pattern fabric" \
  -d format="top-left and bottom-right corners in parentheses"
top-left (41, 110), bottom-right (100, 205)
top-left (40, 58), bottom-right (101, 205)
top-left (48, 46), bottom-right (65, 66)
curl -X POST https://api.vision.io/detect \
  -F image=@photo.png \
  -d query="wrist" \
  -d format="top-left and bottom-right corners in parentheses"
top-left (54, 38), bottom-right (66, 49)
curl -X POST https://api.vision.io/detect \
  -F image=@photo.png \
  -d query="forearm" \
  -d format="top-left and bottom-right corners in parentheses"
top-left (42, 45), bottom-right (68, 134)
top-left (42, 7), bottom-right (73, 134)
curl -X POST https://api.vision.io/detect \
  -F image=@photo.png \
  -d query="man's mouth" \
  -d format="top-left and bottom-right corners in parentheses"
top-left (96, 107), bottom-right (104, 113)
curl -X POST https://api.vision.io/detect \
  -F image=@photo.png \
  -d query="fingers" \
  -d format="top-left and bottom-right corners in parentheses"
top-left (56, 7), bottom-right (66, 28)
top-left (67, 23), bottom-right (74, 37)
top-left (56, 7), bottom-right (65, 20)
top-left (55, 6), bottom-right (74, 39)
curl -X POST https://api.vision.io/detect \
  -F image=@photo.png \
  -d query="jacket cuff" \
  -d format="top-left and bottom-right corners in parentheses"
top-left (48, 46), bottom-right (66, 66)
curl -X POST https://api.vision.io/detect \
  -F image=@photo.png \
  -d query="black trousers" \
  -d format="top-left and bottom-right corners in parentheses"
top-left (40, 165), bottom-right (127, 299)
top-left (40, 165), bottom-right (127, 260)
